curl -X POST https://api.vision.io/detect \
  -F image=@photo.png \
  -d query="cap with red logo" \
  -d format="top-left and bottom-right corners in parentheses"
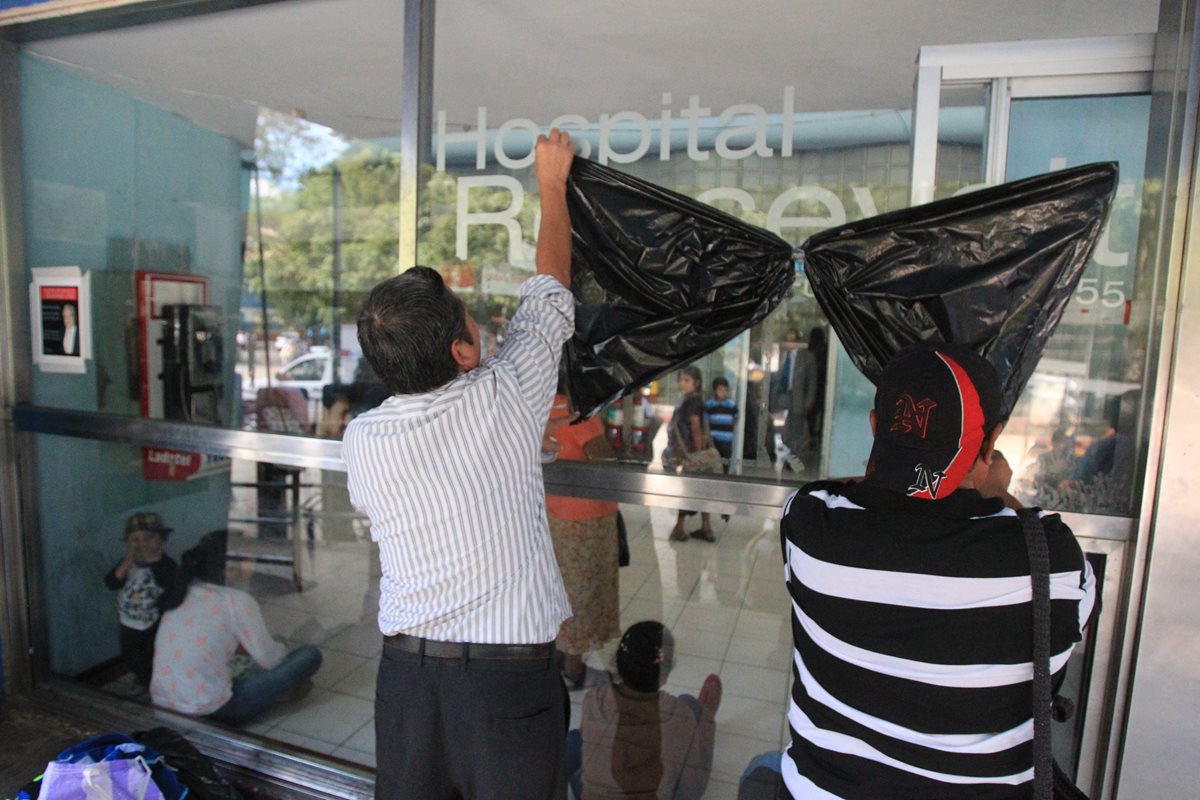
top-left (865, 342), bottom-right (1004, 500)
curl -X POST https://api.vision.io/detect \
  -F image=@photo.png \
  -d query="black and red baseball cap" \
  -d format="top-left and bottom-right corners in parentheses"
top-left (865, 342), bottom-right (1004, 500)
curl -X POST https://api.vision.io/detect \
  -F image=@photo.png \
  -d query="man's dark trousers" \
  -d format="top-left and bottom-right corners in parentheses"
top-left (374, 640), bottom-right (566, 799)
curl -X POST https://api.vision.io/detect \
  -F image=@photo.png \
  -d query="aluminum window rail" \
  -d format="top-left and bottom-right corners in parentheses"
top-left (12, 404), bottom-right (1134, 540)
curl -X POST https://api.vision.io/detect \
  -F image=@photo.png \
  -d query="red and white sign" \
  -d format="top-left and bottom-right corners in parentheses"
top-left (141, 447), bottom-right (203, 481)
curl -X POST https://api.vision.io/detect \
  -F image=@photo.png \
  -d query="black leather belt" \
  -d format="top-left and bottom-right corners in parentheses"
top-left (385, 632), bottom-right (555, 660)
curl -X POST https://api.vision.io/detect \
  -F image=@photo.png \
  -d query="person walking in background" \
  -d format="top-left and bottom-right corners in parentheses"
top-left (545, 389), bottom-right (621, 690)
top-left (567, 621), bottom-right (722, 800)
top-left (771, 328), bottom-right (802, 413)
top-left (778, 333), bottom-right (818, 474)
top-left (705, 376), bottom-right (739, 470)
top-left (668, 366), bottom-right (721, 542)
top-left (805, 326), bottom-right (828, 452)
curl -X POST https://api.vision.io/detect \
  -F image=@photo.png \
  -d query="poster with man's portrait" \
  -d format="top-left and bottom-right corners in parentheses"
top-left (41, 285), bottom-right (80, 356)
top-left (30, 266), bottom-right (90, 374)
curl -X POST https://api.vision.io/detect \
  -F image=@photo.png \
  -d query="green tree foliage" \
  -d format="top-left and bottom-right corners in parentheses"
top-left (255, 143), bottom-right (401, 334)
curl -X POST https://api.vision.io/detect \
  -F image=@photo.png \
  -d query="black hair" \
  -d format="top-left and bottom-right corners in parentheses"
top-left (160, 530), bottom-right (228, 612)
top-left (712, 376), bottom-right (729, 392)
top-left (357, 266), bottom-right (472, 395)
top-left (680, 365), bottom-right (702, 390)
top-left (616, 621), bottom-right (675, 692)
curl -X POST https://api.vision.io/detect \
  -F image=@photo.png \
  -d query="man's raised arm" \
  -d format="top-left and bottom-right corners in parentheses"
top-left (534, 128), bottom-right (574, 288)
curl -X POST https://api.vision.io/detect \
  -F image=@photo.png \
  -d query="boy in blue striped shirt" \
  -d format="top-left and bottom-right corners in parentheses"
top-left (705, 377), bottom-right (739, 468)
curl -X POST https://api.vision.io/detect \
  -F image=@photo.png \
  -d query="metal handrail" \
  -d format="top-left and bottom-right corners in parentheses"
top-left (12, 404), bottom-right (1135, 540)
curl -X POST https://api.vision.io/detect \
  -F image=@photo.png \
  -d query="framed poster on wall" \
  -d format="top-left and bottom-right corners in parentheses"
top-left (29, 265), bottom-right (91, 374)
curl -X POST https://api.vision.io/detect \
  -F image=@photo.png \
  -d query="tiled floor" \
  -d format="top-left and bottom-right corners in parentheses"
top-left (225, 500), bottom-right (795, 799)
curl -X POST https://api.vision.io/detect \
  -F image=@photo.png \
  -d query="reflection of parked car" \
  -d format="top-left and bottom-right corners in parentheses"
top-left (244, 351), bottom-right (361, 422)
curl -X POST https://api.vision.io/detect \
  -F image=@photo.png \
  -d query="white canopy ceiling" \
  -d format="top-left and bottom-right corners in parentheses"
top-left (23, 0), bottom-right (1159, 147)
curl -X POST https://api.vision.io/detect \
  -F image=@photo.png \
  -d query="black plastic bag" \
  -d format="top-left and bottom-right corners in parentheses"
top-left (133, 727), bottom-right (244, 800)
top-left (564, 158), bottom-right (795, 418)
top-left (801, 162), bottom-right (1118, 417)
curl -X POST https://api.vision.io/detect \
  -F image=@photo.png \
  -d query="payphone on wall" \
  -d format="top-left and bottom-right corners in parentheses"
top-left (136, 271), bottom-right (228, 481)
top-left (160, 303), bottom-right (224, 425)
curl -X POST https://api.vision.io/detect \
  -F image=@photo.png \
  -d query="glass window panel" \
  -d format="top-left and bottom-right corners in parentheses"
top-left (240, 113), bottom-right (399, 435)
top-left (13, 0), bottom-right (1167, 790)
top-left (1003, 93), bottom-right (1152, 515)
top-left (34, 440), bottom-right (378, 759)
top-left (19, 0), bottom-right (403, 438)
top-left (34, 421), bottom-right (1107, 781)
top-left (34, 426), bottom-right (791, 773)
top-left (934, 83), bottom-right (988, 201)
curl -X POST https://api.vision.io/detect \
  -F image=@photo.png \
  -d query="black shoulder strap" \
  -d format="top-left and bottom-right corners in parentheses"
top-left (1019, 507), bottom-right (1053, 800)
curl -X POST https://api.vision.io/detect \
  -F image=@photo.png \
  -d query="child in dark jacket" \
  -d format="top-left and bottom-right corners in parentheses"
top-left (103, 512), bottom-right (178, 688)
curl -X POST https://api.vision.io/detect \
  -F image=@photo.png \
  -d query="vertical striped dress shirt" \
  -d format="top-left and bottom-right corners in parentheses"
top-left (342, 275), bottom-right (575, 645)
top-left (779, 480), bottom-right (1097, 799)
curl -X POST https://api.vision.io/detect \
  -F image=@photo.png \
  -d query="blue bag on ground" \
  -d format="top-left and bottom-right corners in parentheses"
top-left (18, 733), bottom-right (187, 800)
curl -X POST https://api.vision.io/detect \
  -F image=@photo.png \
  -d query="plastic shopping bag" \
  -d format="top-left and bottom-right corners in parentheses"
top-left (19, 733), bottom-right (187, 800)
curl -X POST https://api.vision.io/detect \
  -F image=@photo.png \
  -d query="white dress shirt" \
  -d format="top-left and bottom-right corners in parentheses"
top-left (343, 275), bottom-right (574, 644)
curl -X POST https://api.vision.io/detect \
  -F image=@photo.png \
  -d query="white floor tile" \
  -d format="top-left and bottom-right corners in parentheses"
top-left (676, 604), bottom-right (737, 634)
top-left (740, 592), bottom-right (789, 615)
top-left (716, 695), bottom-right (788, 741)
top-left (343, 719), bottom-right (376, 754)
top-left (330, 657), bottom-right (379, 701)
top-left (719, 663), bottom-right (790, 704)
top-left (268, 727), bottom-right (339, 755)
top-left (689, 574), bottom-right (750, 610)
top-left (665, 654), bottom-right (722, 692)
top-left (671, 626), bottom-right (732, 660)
top-left (732, 610), bottom-right (791, 643)
top-left (273, 690), bottom-right (375, 745)
top-left (725, 636), bottom-right (793, 671)
top-left (621, 598), bottom-right (685, 628)
top-left (322, 623), bottom-right (384, 657)
top-left (331, 746), bottom-right (375, 766)
top-left (252, 690), bottom-right (319, 728)
top-left (241, 720), bottom-right (275, 736)
top-left (311, 649), bottom-right (370, 689)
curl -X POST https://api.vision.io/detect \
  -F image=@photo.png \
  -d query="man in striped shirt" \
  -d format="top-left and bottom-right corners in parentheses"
top-left (764, 343), bottom-right (1097, 799)
top-left (342, 130), bottom-right (576, 800)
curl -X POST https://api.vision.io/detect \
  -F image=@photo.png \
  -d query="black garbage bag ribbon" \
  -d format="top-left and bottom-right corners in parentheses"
top-left (564, 158), bottom-right (795, 418)
top-left (800, 162), bottom-right (1118, 417)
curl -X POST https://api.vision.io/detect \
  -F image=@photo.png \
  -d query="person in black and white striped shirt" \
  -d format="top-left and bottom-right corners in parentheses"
top-left (342, 130), bottom-right (576, 800)
top-left (740, 342), bottom-right (1097, 799)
